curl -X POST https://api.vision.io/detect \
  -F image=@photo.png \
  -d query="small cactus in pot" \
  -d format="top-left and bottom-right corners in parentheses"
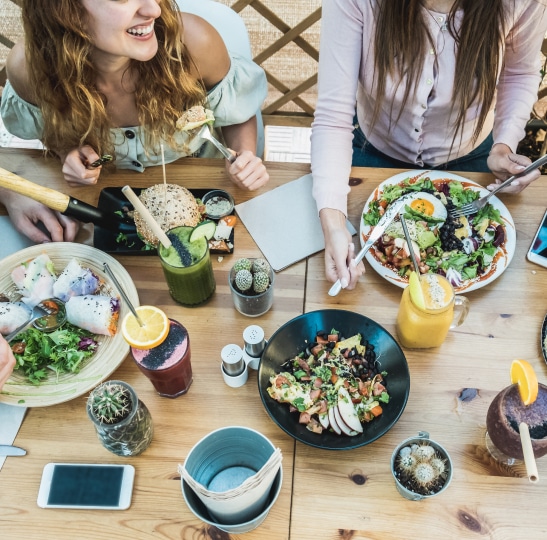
top-left (391, 432), bottom-right (452, 499)
top-left (87, 380), bottom-right (153, 457)
top-left (229, 257), bottom-right (274, 317)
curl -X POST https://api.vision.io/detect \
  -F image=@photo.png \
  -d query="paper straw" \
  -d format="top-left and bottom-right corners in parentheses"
top-left (121, 185), bottom-right (172, 249)
top-left (519, 422), bottom-right (539, 483)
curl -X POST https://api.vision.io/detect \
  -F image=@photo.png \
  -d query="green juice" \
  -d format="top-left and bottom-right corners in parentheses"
top-left (158, 226), bottom-right (216, 306)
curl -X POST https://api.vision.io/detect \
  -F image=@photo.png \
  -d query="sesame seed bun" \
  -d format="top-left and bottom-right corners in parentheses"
top-left (134, 184), bottom-right (200, 246)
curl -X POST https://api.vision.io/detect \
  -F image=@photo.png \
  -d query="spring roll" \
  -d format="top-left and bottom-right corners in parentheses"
top-left (53, 259), bottom-right (101, 302)
top-left (0, 302), bottom-right (31, 335)
top-left (65, 295), bottom-right (120, 336)
top-left (11, 253), bottom-right (56, 307)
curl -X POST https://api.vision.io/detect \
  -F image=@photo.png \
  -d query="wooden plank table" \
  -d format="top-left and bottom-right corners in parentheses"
top-left (1, 149), bottom-right (547, 539)
top-left (0, 150), bottom-right (309, 540)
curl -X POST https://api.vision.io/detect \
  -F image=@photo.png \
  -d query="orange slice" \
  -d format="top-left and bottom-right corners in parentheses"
top-left (121, 305), bottom-right (170, 350)
top-left (510, 359), bottom-right (539, 405)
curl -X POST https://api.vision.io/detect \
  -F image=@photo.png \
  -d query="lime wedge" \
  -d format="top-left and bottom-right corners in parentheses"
top-left (189, 220), bottom-right (216, 242)
top-left (408, 271), bottom-right (426, 310)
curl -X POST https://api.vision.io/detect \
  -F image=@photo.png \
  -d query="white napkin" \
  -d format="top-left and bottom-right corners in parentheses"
top-left (0, 403), bottom-right (27, 470)
top-left (235, 174), bottom-right (357, 271)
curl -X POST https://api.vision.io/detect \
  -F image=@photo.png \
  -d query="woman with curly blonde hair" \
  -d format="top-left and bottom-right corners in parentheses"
top-left (0, 0), bottom-right (268, 243)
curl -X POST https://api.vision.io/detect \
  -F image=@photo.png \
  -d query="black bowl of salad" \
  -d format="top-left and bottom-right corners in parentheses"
top-left (258, 309), bottom-right (410, 450)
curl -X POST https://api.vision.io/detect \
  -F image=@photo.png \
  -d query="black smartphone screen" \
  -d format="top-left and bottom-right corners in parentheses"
top-left (47, 464), bottom-right (124, 507)
top-left (530, 210), bottom-right (547, 258)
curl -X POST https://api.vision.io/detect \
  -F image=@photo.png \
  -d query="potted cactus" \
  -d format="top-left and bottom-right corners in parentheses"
top-left (86, 380), bottom-right (153, 457)
top-left (229, 257), bottom-right (274, 317)
top-left (391, 431), bottom-right (453, 500)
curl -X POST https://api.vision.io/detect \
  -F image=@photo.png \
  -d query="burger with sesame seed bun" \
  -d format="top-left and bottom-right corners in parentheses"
top-left (134, 184), bottom-right (201, 247)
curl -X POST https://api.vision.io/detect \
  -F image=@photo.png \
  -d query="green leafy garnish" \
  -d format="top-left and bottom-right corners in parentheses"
top-left (12, 323), bottom-right (98, 385)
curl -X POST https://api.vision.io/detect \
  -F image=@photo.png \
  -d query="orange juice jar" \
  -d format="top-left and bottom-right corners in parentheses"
top-left (396, 273), bottom-right (469, 348)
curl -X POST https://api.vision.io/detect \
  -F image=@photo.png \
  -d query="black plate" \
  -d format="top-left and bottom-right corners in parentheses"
top-left (93, 187), bottom-right (234, 255)
top-left (258, 309), bottom-right (410, 450)
top-left (542, 314), bottom-right (547, 364)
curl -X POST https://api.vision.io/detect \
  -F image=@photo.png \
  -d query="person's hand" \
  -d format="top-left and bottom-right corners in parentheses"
top-left (225, 150), bottom-right (269, 191)
top-left (486, 143), bottom-right (541, 194)
top-left (61, 146), bottom-right (103, 187)
top-left (0, 335), bottom-right (16, 390)
top-left (1, 189), bottom-right (80, 243)
top-left (320, 208), bottom-right (364, 290)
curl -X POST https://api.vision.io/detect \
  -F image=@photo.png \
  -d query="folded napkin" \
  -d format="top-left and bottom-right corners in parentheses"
top-left (235, 174), bottom-right (356, 271)
top-left (178, 447), bottom-right (282, 501)
top-left (0, 403), bottom-right (27, 471)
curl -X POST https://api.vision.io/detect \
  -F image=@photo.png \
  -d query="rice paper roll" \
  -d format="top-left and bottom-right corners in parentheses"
top-left (53, 259), bottom-right (101, 302)
top-left (10, 253), bottom-right (56, 306)
top-left (0, 302), bottom-right (31, 335)
top-left (65, 295), bottom-right (120, 336)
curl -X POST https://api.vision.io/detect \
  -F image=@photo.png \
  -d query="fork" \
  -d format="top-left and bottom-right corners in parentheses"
top-left (5, 300), bottom-right (56, 342)
top-left (198, 125), bottom-right (236, 163)
top-left (449, 154), bottom-right (547, 218)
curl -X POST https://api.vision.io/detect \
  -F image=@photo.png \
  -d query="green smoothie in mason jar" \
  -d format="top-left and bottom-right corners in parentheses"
top-left (158, 226), bottom-right (216, 305)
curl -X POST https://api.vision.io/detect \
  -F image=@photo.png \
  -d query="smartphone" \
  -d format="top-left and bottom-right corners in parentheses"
top-left (527, 209), bottom-right (547, 269)
top-left (37, 463), bottom-right (135, 510)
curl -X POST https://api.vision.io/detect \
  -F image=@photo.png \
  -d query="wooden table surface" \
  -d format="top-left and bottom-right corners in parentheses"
top-left (0, 149), bottom-right (546, 540)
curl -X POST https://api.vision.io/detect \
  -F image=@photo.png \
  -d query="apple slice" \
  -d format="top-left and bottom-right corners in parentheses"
top-left (318, 412), bottom-right (330, 430)
top-left (327, 406), bottom-right (341, 435)
top-left (337, 388), bottom-right (364, 434)
top-left (332, 404), bottom-right (357, 436)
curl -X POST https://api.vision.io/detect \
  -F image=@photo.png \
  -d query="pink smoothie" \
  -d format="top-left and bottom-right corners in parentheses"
top-left (131, 319), bottom-right (193, 397)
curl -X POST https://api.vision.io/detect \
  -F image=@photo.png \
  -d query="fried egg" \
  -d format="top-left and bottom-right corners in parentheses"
top-left (399, 191), bottom-right (447, 221)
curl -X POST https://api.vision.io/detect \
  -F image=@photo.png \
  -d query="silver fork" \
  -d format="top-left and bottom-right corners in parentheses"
top-left (5, 300), bottom-right (56, 342)
top-left (198, 125), bottom-right (236, 163)
top-left (449, 154), bottom-right (547, 218)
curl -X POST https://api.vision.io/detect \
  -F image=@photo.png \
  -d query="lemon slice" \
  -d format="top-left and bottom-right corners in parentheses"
top-left (189, 220), bottom-right (216, 243)
top-left (510, 359), bottom-right (539, 405)
top-left (121, 305), bottom-right (170, 350)
top-left (408, 271), bottom-right (426, 310)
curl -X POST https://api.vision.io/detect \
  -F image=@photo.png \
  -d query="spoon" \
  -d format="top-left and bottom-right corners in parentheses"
top-left (103, 262), bottom-right (143, 327)
top-left (5, 298), bottom-right (65, 342)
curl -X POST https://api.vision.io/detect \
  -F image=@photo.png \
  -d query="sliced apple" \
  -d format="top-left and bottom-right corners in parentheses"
top-left (318, 412), bottom-right (330, 430)
top-left (337, 388), bottom-right (364, 434)
top-left (333, 404), bottom-right (359, 436)
top-left (408, 271), bottom-right (426, 310)
top-left (327, 406), bottom-right (341, 435)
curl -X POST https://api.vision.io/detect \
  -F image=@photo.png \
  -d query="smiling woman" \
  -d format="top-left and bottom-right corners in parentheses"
top-left (0, 0), bottom-right (269, 245)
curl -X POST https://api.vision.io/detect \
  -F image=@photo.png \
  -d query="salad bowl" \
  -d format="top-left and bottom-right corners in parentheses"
top-left (0, 243), bottom-right (139, 407)
top-left (258, 309), bottom-right (410, 450)
top-left (360, 170), bottom-right (516, 293)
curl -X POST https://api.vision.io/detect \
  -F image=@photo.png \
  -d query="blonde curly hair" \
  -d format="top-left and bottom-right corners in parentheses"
top-left (21, 0), bottom-right (206, 157)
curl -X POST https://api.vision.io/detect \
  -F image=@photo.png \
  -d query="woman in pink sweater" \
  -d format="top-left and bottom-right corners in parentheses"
top-left (312, 0), bottom-right (547, 289)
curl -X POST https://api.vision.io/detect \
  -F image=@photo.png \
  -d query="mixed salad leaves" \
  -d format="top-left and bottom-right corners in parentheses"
top-left (11, 324), bottom-right (97, 385)
top-left (362, 175), bottom-right (506, 288)
top-left (268, 329), bottom-right (389, 436)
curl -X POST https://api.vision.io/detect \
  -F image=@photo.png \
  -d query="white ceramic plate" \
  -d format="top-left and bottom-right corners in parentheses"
top-left (0, 243), bottom-right (139, 407)
top-left (359, 170), bottom-right (516, 293)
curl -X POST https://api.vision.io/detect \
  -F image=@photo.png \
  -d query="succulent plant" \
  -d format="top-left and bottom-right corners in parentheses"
top-left (232, 257), bottom-right (271, 296)
top-left (233, 258), bottom-right (252, 272)
top-left (395, 443), bottom-right (448, 494)
top-left (252, 258), bottom-right (271, 274)
top-left (253, 271), bottom-right (270, 293)
top-left (235, 269), bottom-right (253, 291)
top-left (88, 382), bottom-right (132, 424)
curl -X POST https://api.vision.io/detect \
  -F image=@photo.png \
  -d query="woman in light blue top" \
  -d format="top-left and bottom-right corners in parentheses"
top-left (0, 0), bottom-right (269, 243)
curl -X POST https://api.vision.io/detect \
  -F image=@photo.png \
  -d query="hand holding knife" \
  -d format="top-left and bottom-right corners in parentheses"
top-left (328, 198), bottom-right (407, 296)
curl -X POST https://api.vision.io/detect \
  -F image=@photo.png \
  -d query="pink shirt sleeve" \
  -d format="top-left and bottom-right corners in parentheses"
top-left (311, 0), bottom-right (547, 216)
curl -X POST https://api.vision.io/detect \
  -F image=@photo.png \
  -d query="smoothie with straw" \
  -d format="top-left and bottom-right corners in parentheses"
top-left (158, 226), bottom-right (215, 305)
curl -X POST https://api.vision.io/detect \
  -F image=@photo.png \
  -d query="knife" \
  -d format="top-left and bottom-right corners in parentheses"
top-left (0, 445), bottom-right (26, 456)
top-left (0, 167), bottom-right (127, 228)
top-left (328, 198), bottom-right (407, 296)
